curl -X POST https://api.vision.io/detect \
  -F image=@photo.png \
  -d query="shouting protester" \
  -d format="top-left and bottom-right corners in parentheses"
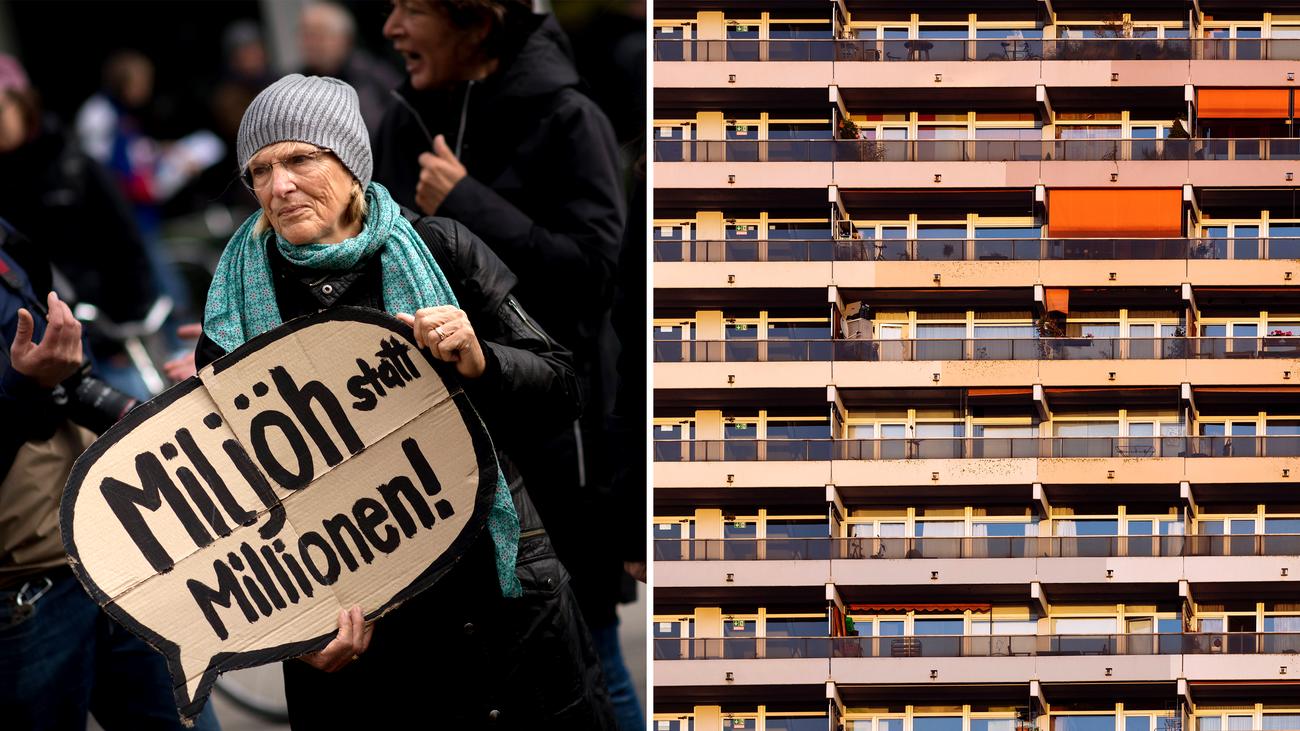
top-left (193, 74), bottom-right (615, 728)
top-left (373, 2), bottom-right (640, 725)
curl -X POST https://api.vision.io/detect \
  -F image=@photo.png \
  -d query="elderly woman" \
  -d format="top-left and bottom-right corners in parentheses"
top-left (193, 75), bottom-right (615, 728)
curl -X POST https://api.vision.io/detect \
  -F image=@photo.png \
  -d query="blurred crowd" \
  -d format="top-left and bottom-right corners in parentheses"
top-left (0, 1), bottom-right (646, 729)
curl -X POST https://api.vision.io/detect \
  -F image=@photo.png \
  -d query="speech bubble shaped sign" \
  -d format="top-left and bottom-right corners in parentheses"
top-left (60, 308), bottom-right (496, 723)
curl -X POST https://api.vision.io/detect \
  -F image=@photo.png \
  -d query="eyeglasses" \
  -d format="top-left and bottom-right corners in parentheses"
top-left (241, 148), bottom-right (330, 192)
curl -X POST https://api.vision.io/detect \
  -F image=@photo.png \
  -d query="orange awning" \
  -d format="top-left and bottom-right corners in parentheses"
top-left (1198, 88), bottom-right (1291, 119)
top-left (1045, 287), bottom-right (1069, 315)
top-left (1047, 188), bottom-right (1183, 238)
top-left (848, 604), bottom-right (992, 613)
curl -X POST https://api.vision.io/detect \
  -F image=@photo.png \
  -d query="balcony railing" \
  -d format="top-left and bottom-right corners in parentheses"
top-left (653, 138), bottom-right (1300, 164)
top-left (654, 338), bottom-right (1300, 363)
top-left (652, 237), bottom-right (1300, 262)
top-left (653, 633), bottom-right (1300, 660)
top-left (653, 38), bottom-right (1300, 63)
top-left (652, 436), bottom-right (1300, 461)
top-left (653, 534), bottom-right (1300, 561)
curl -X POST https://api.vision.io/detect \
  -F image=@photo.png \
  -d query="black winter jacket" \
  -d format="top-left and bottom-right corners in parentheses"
top-left (194, 216), bottom-right (614, 730)
top-left (373, 11), bottom-right (631, 627)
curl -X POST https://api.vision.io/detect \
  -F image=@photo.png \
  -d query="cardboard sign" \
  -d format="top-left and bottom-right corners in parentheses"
top-left (61, 308), bottom-right (496, 722)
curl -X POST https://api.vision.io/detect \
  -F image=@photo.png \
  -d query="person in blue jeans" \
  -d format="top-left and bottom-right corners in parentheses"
top-left (0, 219), bottom-right (219, 730)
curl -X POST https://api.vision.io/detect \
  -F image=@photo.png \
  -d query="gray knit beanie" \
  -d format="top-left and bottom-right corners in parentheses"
top-left (237, 74), bottom-right (372, 188)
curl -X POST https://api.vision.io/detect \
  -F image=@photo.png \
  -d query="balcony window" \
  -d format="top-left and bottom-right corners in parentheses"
top-left (724, 718), bottom-right (757, 731)
top-left (767, 718), bottom-right (830, 731)
top-left (1054, 421), bottom-right (1120, 456)
top-left (767, 617), bottom-right (830, 637)
top-left (914, 718), bottom-right (964, 731)
top-left (725, 22), bottom-right (760, 62)
top-left (767, 519), bottom-right (828, 539)
top-left (655, 720), bottom-right (693, 731)
top-left (850, 721), bottom-right (905, 731)
top-left (653, 421), bottom-right (691, 461)
top-left (972, 720), bottom-right (1020, 731)
top-left (974, 227), bottom-right (1041, 260)
top-left (768, 320), bottom-right (831, 340)
top-left (971, 619), bottom-right (1038, 635)
top-left (1262, 714), bottom-right (1300, 731)
top-left (915, 226), bottom-right (967, 261)
top-left (974, 521), bottom-right (1038, 537)
top-left (1267, 224), bottom-right (1300, 260)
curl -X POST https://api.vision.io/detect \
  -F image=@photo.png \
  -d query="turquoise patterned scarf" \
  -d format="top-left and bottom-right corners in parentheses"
top-left (204, 181), bottom-right (521, 598)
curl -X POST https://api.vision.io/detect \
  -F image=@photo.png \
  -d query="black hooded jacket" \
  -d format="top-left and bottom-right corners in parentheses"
top-left (373, 13), bottom-right (630, 626)
top-left (373, 13), bottom-right (624, 376)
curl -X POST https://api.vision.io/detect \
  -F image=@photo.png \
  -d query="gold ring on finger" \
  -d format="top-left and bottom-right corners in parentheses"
top-left (434, 325), bottom-right (448, 342)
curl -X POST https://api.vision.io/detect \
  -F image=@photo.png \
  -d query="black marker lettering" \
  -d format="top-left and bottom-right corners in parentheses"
top-left (347, 371), bottom-right (378, 411)
top-left (222, 440), bottom-right (285, 539)
top-left (101, 452), bottom-right (214, 572)
top-left (242, 575), bottom-right (273, 617)
top-left (241, 542), bottom-right (285, 610)
top-left (174, 465), bottom-right (232, 538)
top-left (353, 498), bottom-right (399, 554)
top-left (377, 338), bottom-right (412, 381)
top-left (176, 428), bottom-right (257, 528)
top-left (188, 557), bottom-right (257, 641)
top-left (323, 513), bottom-right (374, 571)
top-left (260, 543), bottom-right (300, 604)
top-left (403, 438), bottom-right (455, 520)
top-left (277, 539), bottom-right (315, 597)
top-left (377, 475), bottom-right (435, 537)
top-left (298, 531), bottom-right (339, 586)
top-left (270, 365), bottom-right (363, 466)
top-left (376, 359), bottom-right (403, 389)
top-left (249, 410), bottom-right (313, 489)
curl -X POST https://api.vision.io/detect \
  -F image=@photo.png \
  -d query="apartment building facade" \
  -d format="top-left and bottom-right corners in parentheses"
top-left (652, 2), bottom-right (1300, 730)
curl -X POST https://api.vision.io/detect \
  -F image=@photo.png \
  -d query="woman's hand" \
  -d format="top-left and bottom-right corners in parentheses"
top-left (300, 605), bottom-right (373, 672)
top-left (395, 306), bottom-right (487, 379)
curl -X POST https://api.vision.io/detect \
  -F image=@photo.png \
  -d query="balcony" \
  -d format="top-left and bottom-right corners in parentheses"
top-left (654, 535), bottom-right (1300, 561)
top-left (653, 38), bottom-right (1300, 64)
top-left (654, 138), bottom-right (1300, 164)
top-left (652, 238), bottom-right (1300, 263)
top-left (654, 338), bottom-right (1300, 363)
top-left (652, 437), bottom-right (1300, 462)
top-left (653, 633), bottom-right (1300, 660)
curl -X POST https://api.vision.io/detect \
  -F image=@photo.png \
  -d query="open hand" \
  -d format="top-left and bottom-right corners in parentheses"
top-left (10, 291), bottom-right (82, 388)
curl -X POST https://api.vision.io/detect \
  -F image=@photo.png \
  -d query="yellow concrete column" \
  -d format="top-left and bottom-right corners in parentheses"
top-left (696, 706), bottom-right (724, 731)
top-left (697, 508), bottom-right (724, 539)
top-left (697, 13), bottom-right (725, 41)
top-left (697, 311), bottom-right (725, 341)
top-left (696, 209), bottom-right (725, 239)
top-left (697, 113), bottom-right (725, 141)
top-left (697, 607), bottom-right (724, 636)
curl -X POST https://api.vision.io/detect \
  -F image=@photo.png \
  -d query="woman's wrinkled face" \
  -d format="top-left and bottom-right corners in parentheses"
top-left (248, 141), bottom-right (356, 245)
